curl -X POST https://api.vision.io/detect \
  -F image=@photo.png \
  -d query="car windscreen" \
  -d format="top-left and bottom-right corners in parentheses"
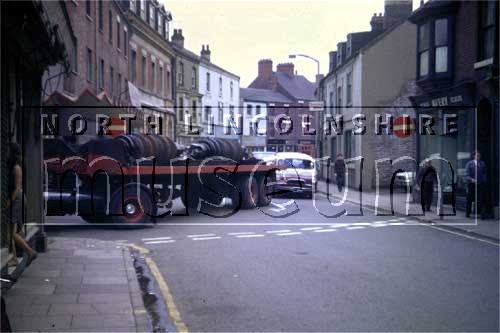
top-left (284, 158), bottom-right (313, 169)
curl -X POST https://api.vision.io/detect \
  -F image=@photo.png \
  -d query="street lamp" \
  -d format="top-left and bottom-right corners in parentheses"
top-left (288, 54), bottom-right (322, 161)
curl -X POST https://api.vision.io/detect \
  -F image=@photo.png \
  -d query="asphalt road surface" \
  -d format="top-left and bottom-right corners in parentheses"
top-left (47, 195), bottom-right (500, 332)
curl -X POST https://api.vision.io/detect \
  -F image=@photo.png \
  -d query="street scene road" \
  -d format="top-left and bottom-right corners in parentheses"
top-left (46, 195), bottom-right (499, 332)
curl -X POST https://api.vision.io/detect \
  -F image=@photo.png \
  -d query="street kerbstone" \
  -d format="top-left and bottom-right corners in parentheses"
top-left (70, 314), bottom-right (135, 329)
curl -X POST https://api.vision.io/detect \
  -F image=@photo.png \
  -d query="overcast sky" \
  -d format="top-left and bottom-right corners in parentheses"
top-left (165, 0), bottom-right (421, 87)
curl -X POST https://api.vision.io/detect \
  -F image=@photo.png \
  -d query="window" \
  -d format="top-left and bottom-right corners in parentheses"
top-left (86, 48), bottom-right (93, 82)
top-left (218, 103), bottom-right (223, 122)
top-left (344, 130), bottom-right (353, 159)
top-left (247, 104), bottom-right (253, 115)
top-left (178, 97), bottom-right (184, 122)
top-left (118, 73), bottom-right (122, 95)
top-left (229, 105), bottom-right (234, 119)
top-left (141, 56), bottom-right (147, 87)
top-left (329, 91), bottom-right (334, 111)
top-left (71, 38), bottom-right (78, 73)
top-left (166, 70), bottom-right (170, 96)
top-left (86, 0), bottom-right (91, 17)
top-left (230, 81), bottom-right (234, 99)
top-left (219, 77), bottom-right (223, 97)
top-left (346, 72), bottom-right (352, 105)
top-left (123, 30), bottom-right (128, 56)
top-left (206, 72), bottom-right (210, 91)
top-left (479, 1), bottom-right (498, 61)
top-left (149, 3), bottom-right (155, 27)
top-left (110, 66), bottom-right (115, 96)
top-left (140, 0), bottom-right (146, 19)
top-left (204, 106), bottom-right (211, 122)
top-left (192, 101), bottom-right (198, 122)
top-left (337, 85), bottom-right (342, 110)
top-left (256, 105), bottom-right (261, 115)
top-left (151, 61), bottom-right (155, 91)
top-left (157, 12), bottom-right (161, 33)
top-left (108, 11), bottom-right (113, 43)
top-left (418, 23), bottom-right (430, 77)
top-left (434, 18), bottom-right (448, 73)
top-left (131, 50), bottom-right (137, 83)
top-left (130, 0), bottom-right (136, 12)
top-left (191, 67), bottom-right (196, 89)
top-left (117, 20), bottom-right (121, 50)
top-left (159, 66), bottom-right (164, 95)
top-left (178, 62), bottom-right (184, 85)
top-left (99, 58), bottom-right (105, 89)
top-left (98, 0), bottom-right (103, 30)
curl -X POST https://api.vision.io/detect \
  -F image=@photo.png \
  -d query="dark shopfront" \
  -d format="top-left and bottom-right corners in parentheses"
top-left (411, 83), bottom-right (499, 214)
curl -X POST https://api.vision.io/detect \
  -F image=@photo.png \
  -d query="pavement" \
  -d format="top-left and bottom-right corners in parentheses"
top-left (3, 237), bottom-right (150, 332)
top-left (316, 180), bottom-right (500, 241)
top-left (43, 196), bottom-right (499, 332)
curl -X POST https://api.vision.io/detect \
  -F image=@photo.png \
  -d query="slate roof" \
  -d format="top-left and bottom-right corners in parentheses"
top-left (274, 72), bottom-right (316, 101)
top-left (240, 88), bottom-right (293, 104)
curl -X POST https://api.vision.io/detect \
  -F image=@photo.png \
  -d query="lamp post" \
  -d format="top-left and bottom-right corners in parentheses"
top-left (288, 54), bottom-right (322, 160)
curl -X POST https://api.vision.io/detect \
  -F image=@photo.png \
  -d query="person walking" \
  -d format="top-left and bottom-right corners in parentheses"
top-left (334, 154), bottom-right (346, 192)
top-left (465, 151), bottom-right (487, 219)
top-left (8, 143), bottom-right (37, 267)
top-left (418, 159), bottom-right (437, 212)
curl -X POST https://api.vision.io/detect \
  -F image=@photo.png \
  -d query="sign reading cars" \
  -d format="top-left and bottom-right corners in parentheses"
top-left (393, 116), bottom-right (415, 138)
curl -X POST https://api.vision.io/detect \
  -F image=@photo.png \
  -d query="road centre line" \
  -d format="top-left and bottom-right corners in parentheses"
top-left (144, 240), bottom-right (176, 244)
top-left (191, 236), bottom-right (221, 241)
top-left (313, 229), bottom-right (337, 233)
top-left (266, 229), bottom-right (291, 234)
top-left (346, 226), bottom-right (365, 230)
top-left (276, 232), bottom-right (302, 236)
top-left (236, 234), bottom-right (265, 238)
top-left (228, 232), bottom-right (255, 236)
top-left (188, 234), bottom-right (216, 238)
top-left (142, 236), bottom-right (172, 241)
top-left (300, 227), bottom-right (323, 231)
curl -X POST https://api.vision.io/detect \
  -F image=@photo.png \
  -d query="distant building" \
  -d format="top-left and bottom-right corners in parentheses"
top-left (408, 0), bottom-right (499, 214)
top-left (248, 60), bottom-right (317, 156)
top-left (319, 0), bottom-right (415, 190)
top-left (240, 88), bottom-right (294, 152)
top-left (171, 29), bottom-right (203, 145)
top-left (121, 0), bottom-right (176, 139)
top-left (198, 45), bottom-right (241, 140)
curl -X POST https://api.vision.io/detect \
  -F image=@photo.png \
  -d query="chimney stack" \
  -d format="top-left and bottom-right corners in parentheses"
top-left (329, 51), bottom-right (337, 72)
top-left (172, 29), bottom-right (184, 48)
top-left (258, 59), bottom-right (273, 80)
top-left (201, 44), bottom-right (211, 62)
top-left (276, 62), bottom-right (295, 78)
top-left (383, 0), bottom-right (412, 28)
top-left (370, 13), bottom-right (384, 31)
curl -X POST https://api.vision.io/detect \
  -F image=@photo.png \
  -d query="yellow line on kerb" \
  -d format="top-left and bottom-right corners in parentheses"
top-left (125, 243), bottom-right (189, 333)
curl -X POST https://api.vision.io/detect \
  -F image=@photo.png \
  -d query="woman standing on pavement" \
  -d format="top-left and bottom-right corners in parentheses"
top-left (8, 143), bottom-right (37, 266)
top-left (334, 154), bottom-right (346, 192)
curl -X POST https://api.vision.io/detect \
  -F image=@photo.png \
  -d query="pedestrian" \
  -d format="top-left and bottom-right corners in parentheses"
top-left (7, 143), bottom-right (37, 267)
top-left (334, 153), bottom-right (346, 192)
top-left (465, 151), bottom-right (487, 219)
top-left (417, 159), bottom-right (437, 212)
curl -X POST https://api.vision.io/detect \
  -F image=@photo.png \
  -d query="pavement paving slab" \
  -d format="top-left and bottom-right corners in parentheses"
top-left (4, 237), bottom-right (150, 332)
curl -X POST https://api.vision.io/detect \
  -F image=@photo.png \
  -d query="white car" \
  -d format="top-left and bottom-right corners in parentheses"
top-left (264, 152), bottom-right (318, 197)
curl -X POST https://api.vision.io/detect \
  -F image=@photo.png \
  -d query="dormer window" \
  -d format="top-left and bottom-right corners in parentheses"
top-left (346, 38), bottom-right (352, 57)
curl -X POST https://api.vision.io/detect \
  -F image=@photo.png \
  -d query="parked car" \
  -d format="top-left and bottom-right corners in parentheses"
top-left (265, 152), bottom-right (317, 197)
top-left (393, 171), bottom-right (415, 191)
top-left (251, 151), bottom-right (276, 161)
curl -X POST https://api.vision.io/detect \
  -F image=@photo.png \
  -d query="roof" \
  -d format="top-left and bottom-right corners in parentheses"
top-left (274, 72), bottom-right (316, 101)
top-left (240, 88), bottom-right (293, 104)
top-left (200, 59), bottom-right (240, 80)
top-left (172, 44), bottom-right (200, 63)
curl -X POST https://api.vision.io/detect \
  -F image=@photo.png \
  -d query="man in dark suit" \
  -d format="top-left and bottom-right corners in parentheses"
top-left (418, 159), bottom-right (437, 212)
top-left (465, 151), bottom-right (488, 219)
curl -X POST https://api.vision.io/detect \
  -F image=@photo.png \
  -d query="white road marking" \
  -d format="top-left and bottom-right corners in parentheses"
top-left (191, 236), bottom-right (221, 241)
top-left (266, 229), bottom-right (291, 234)
top-left (329, 224), bottom-right (349, 228)
top-left (236, 234), bottom-right (265, 238)
top-left (142, 236), bottom-right (172, 241)
top-left (370, 224), bottom-right (388, 227)
top-left (276, 232), bottom-right (302, 236)
top-left (346, 226), bottom-right (365, 230)
top-left (228, 232), bottom-right (255, 236)
top-left (313, 229), bottom-right (337, 233)
top-left (388, 222), bottom-right (406, 226)
top-left (188, 234), bottom-right (216, 238)
top-left (144, 240), bottom-right (176, 244)
top-left (352, 222), bottom-right (371, 226)
top-left (300, 227), bottom-right (322, 231)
